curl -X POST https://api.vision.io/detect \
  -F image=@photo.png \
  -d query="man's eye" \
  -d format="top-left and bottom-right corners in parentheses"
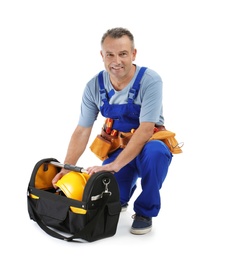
top-left (120, 52), bottom-right (127, 57)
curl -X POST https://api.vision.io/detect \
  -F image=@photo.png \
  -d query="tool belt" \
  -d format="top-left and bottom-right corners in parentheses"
top-left (90, 121), bottom-right (183, 161)
top-left (89, 128), bottom-right (130, 161)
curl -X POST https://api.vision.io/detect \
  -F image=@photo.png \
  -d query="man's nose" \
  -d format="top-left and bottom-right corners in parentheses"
top-left (113, 55), bottom-right (121, 64)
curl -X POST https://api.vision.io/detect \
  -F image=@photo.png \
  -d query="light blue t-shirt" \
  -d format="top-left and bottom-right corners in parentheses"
top-left (78, 65), bottom-right (164, 127)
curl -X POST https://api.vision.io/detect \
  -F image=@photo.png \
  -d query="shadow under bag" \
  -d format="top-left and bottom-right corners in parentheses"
top-left (27, 158), bottom-right (121, 242)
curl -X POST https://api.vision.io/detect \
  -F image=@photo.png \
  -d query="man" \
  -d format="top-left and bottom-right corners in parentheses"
top-left (52, 27), bottom-right (173, 235)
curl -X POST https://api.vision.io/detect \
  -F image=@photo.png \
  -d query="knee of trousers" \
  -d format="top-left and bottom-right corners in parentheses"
top-left (142, 140), bottom-right (172, 160)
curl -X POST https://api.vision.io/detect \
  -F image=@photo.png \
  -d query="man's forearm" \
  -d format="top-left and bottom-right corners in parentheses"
top-left (63, 125), bottom-right (92, 165)
top-left (112, 123), bottom-right (154, 172)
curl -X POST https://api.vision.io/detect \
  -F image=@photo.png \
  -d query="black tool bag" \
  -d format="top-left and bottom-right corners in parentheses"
top-left (27, 158), bottom-right (121, 242)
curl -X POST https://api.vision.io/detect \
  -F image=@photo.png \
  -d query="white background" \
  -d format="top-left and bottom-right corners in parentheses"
top-left (1, 0), bottom-right (227, 259)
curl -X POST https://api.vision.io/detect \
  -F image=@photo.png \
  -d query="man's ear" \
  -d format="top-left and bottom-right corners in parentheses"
top-left (132, 48), bottom-right (137, 61)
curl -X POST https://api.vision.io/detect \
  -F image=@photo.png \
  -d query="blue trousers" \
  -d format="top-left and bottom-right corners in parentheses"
top-left (103, 140), bottom-right (173, 217)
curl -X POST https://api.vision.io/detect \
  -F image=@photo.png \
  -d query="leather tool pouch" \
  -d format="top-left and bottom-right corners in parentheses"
top-left (90, 127), bottom-right (134, 161)
top-left (151, 130), bottom-right (183, 154)
top-left (90, 134), bottom-right (112, 161)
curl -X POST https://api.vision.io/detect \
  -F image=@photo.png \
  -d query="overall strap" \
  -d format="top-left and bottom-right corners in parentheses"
top-left (98, 66), bottom-right (147, 103)
top-left (98, 70), bottom-right (108, 103)
top-left (128, 66), bottom-right (147, 103)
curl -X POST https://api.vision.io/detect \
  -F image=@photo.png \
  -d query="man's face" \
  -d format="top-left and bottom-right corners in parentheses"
top-left (100, 35), bottom-right (137, 80)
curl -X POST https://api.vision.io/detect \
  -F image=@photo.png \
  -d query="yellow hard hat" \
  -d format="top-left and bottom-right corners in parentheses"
top-left (56, 171), bottom-right (90, 214)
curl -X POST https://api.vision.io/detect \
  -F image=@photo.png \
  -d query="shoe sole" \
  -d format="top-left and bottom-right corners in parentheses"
top-left (130, 226), bottom-right (152, 235)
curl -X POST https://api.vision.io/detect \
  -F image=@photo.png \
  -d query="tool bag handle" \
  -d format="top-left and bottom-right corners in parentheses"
top-left (29, 193), bottom-right (110, 242)
top-left (50, 161), bottom-right (88, 173)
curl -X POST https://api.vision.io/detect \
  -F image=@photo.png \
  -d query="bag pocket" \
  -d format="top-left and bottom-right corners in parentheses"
top-left (104, 201), bottom-right (121, 237)
top-left (90, 135), bottom-right (112, 160)
top-left (34, 197), bottom-right (86, 234)
top-left (86, 201), bottom-right (121, 240)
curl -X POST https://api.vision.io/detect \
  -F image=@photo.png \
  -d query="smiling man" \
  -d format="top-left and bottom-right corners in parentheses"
top-left (52, 27), bottom-right (173, 235)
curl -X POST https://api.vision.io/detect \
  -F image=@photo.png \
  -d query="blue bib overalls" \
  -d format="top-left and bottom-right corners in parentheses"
top-left (98, 68), bottom-right (173, 217)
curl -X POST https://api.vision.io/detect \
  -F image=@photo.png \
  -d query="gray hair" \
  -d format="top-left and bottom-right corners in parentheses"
top-left (101, 27), bottom-right (135, 49)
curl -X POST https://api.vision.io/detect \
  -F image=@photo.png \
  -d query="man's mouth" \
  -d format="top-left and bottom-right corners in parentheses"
top-left (111, 66), bottom-right (123, 70)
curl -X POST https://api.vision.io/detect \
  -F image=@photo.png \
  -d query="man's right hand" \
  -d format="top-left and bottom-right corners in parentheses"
top-left (52, 170), bottom-right (69, 189)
